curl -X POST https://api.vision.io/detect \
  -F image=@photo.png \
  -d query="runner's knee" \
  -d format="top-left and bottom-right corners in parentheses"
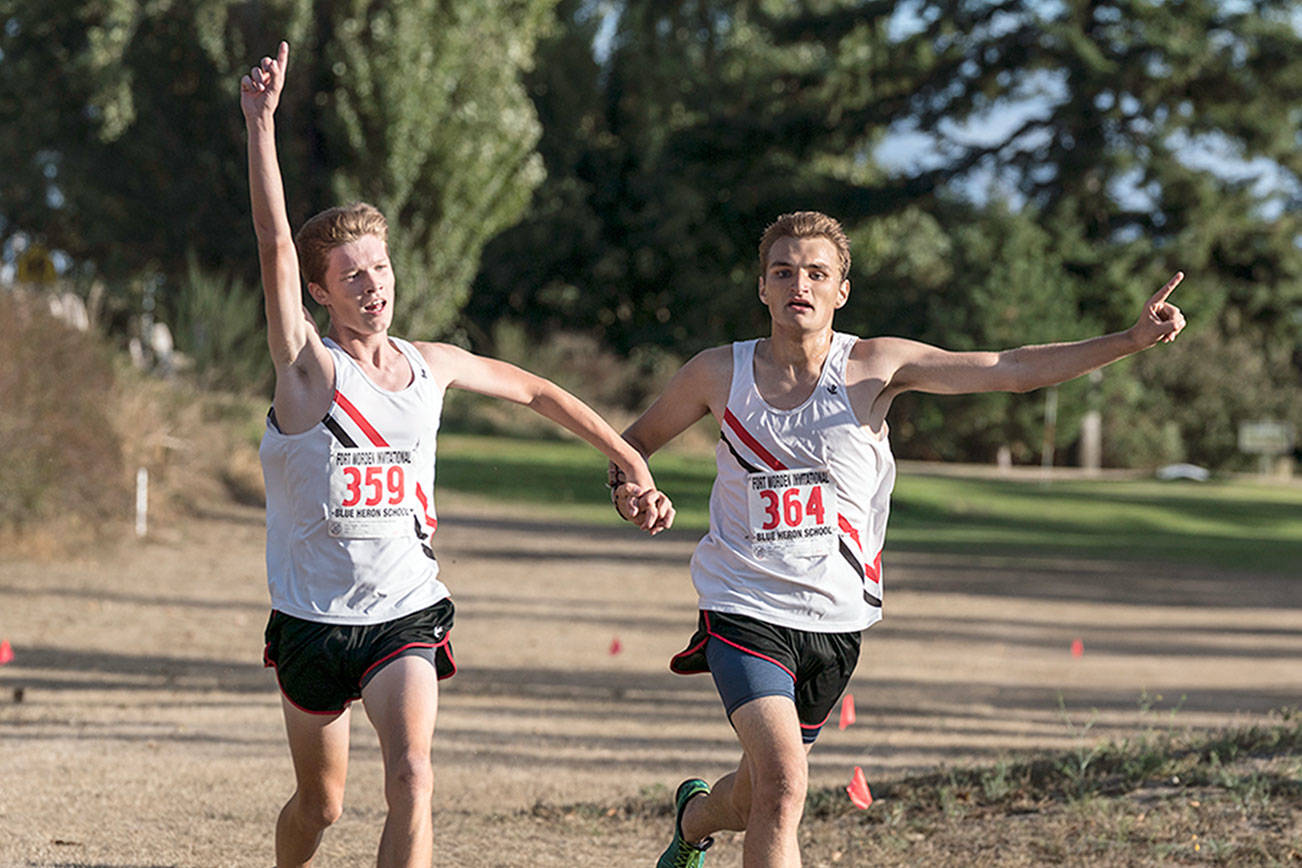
top-left (294, 788), bottom-right (345, 830)
top-left (383, 751), bottom-right (434, 804)
top-left (748, 760), bottom-right (807, 824)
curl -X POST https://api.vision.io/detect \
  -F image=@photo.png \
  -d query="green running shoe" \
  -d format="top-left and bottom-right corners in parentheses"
top-left (656, 778), bottom-right (713, 867)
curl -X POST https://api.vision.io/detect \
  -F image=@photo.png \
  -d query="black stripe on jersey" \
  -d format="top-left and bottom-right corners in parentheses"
top-left (412, 516), bottom-right (437, 560)
top-left (322, 413), bottom-right (358, 447)
top-left (839, 538), bottom-right (882, 608)
top-left (410, 500), bottom-right (437, 560)
top-left (721, 431), bottom-right (761, 474)
top-left (838, 538), bottom-right (862, 579)
top-left (268, 405), bottom-right (361, 449)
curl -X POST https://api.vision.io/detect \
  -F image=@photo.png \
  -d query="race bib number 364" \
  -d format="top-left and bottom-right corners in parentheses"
top-left (746, 468), bottom-right (837, 559)
top-left (327, 446), bottom-right (416, 538)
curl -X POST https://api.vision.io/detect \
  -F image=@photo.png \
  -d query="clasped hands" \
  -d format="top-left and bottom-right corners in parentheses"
top-left (608, 463), bottom-right (675, 535)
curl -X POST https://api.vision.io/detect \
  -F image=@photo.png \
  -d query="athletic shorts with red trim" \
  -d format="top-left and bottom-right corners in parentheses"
top-left (670, 610), bottom-right (861, 743)
top-left (263, 598), bottom-right (455, 714)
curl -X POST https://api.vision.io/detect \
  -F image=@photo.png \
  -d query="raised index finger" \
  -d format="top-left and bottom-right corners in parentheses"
top-left (1147, 271), bottom-right (1184, 307)
top-left (276, 40), bottom-right (289, 74)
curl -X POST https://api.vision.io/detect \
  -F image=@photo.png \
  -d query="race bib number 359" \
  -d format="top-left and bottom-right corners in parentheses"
top-left (327, 446), bottom-right (416, 538)
top-left (746, 468), bottom-right (837, 559)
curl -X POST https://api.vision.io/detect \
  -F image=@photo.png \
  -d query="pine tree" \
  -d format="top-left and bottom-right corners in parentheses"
top-left (470, 0), bottom-right (1300, 466)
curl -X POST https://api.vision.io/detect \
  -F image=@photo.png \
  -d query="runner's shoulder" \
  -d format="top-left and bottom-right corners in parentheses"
top-left (848, 334), bottom-right (905, 355)
top-left (410, 340), bottom-right (472, 366)
top-left (410, 339), bottom-right (459, 354)
top-left (687, 344), bottom-right (733, 369)
top-left (847, 335), bottom-right (930, 368)
top-left (678, 345), bottom-right (733, 386)
top-left (406, 340), bottom-right (477, 389)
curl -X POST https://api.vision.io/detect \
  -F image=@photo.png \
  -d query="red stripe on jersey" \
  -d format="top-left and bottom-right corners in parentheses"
top-left (414, 483), bottom-right (438, 533)
top-left (722, 409), bottom-right (787, 471)
top-left (837, 514), bottom-right (879, 583)
top-left (838, 513), bottom-right (862, 551)
top-left (333, 390), bottom-right (389, 447)
top-left (865, 550), bottom-right (882, 585)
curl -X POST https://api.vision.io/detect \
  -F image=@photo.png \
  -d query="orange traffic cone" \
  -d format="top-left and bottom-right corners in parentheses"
top-left (846, 766), bottom-right (872, 809)
top-left (838, 693), bottom-right (856, 730)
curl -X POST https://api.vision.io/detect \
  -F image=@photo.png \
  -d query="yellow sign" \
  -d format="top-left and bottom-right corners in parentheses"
top-left (16, 245), bottom-right (56, 284)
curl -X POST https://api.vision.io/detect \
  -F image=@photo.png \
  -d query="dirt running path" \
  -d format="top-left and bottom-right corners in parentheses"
top-left (2, 496), bottom-right (1298, 866)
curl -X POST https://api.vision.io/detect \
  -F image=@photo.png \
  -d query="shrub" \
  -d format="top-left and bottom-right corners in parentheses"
top-left (168, 258), bottom-right (274, 393)
top-left (0, 291), bottom-right (130, 531)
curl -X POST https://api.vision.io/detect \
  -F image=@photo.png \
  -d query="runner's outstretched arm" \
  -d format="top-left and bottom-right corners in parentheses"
top-left (419, 343), bottom-right (674, 534)
top-left (240, 40), bottom-right (333, 431)
top-left (608, 347), bottom-right (730, 527)
top-left (879, 272), bottom-right (1187, 399)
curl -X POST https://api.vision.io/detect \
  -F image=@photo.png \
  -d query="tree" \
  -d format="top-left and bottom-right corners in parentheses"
top-left (0, 0), bottom-right (259, 283)
top-left (306, 0), bottom-right (553, 336)
top-left (471, 0), bottom-right (904, 354)
top-left (0, 0), bottom-right (556, 339)
top-left (469, 0), bottom-right (1301, 468)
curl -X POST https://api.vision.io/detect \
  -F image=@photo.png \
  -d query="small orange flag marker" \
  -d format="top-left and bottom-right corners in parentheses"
top-left (838, 693), bottom-right (856, 730)
top-left (1071, 638), bottom-right (1084, 658)
top-left (609, 637), bottom-right (622, 655)
top-left (0, 640), bottom-right (13, 665)
top-left (846, 766), bottom-right (872, 809)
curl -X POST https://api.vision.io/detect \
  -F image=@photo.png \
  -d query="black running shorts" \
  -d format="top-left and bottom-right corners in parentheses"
top-left (670, 610), bottom-right (861, 739)
top-left (263, 598), bottom-right (456, 714)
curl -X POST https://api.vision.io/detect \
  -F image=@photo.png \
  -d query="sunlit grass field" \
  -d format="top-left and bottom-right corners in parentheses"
top-left (436, 433), bottom-right (1302, 574)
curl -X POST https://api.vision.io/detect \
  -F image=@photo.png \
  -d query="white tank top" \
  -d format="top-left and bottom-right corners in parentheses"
top-left (259, 337), bottom-right (449, 624)
top-left (689, 333), bottom-right (895, 632)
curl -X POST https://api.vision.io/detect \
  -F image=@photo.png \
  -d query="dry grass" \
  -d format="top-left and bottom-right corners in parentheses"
top-left (0, 292), bottom-right (267, 554)
top-left (0, 294), bottom-right (128, 544)
top-left (552, 714), bottom-right (1302, 866)
top-left (1, 491), bottom-right (1298, 866)
top-left (792, 714), bottom-right (1302, 866)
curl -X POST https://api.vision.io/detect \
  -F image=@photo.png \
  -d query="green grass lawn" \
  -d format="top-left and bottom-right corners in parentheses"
top-left (436, 433), bottom-right (1302, 574)
top-left (886, 474), bottom-right (1302, 572)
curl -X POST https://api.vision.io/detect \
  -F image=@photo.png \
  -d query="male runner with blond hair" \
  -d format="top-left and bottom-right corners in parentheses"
top-left (241, 42), bottom-right (669, 868)
top-left (614, 210), bottom-right (1185, 867)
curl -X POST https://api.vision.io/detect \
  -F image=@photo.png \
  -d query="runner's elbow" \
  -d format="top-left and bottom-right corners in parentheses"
top-left (521, 378), bottom-right (564, 412)
top-left (997, 351), bottom-right (1038, 393)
